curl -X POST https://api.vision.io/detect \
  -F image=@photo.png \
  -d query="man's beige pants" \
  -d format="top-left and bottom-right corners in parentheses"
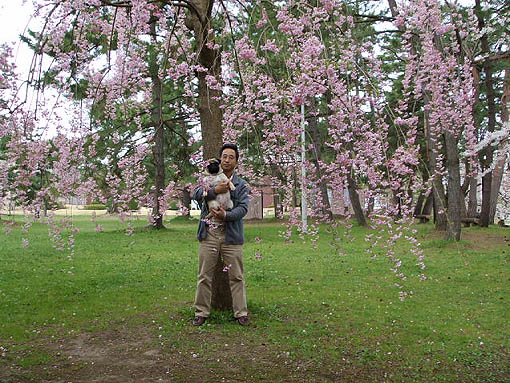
top-left (194, 226), bottom-right (248, 318)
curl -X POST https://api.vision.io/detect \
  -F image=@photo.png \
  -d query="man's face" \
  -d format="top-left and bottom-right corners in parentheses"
top-left (220, 148), bottom-right (237, 173)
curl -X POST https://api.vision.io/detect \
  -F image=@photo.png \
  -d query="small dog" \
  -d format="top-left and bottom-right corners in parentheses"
top-left (202, 158), bottom-right (235, 218)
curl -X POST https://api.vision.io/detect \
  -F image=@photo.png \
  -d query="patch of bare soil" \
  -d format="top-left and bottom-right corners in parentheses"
top-left (1, 315), bottom-right (509, 383)
top-left (427, 228), bottom-right (509, 252)
top-left (0, 319), bottom-right (389, 383)
top-left (461, 230), bottom-right (509, 251)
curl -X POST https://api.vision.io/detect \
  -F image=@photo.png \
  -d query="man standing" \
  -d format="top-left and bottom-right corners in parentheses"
top-left (192, 143), bottom-right (250, 326)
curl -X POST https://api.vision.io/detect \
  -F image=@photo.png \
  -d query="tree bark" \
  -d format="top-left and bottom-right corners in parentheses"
top-left (413, 191), bottom-right (426, 216)
top-left (307, 98), bottom-right (333, 220)
top-left (467, 176), bottom-right (478, 217)
top-left (347, 175), bottom-right (367, 227)
top-left (445, 131), bottom-right (462, 240)
top-left (389, 0), bottom-right (448, 229)
top-left (489, 69), bottom-right (510, 223)
top-left (149, 16), bottom-right (166, 229)
top-left (186, 0), bottom-right (223, 160)
top-left (367, 196), bottom-right (375, 215)
top-left (414, 172), bottom-right (430, 216)
top-left (186, 0), bottom-right (230, 311)
top-left (273, 190), bottom-right (283, 218)
top-left (422, 192), bottom-right (433, 216)
top-left (476, 0), bottom-right (496, 227)
top-left (424, 108), bottom-right (447, 231)
top-left (468, 64), bottom-right (481, 219)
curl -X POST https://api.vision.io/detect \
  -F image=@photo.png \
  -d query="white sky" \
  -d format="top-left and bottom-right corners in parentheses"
top-left (1, 1), bottom-right (73, 138)
top-left (0, 1), bottom-right (35, 71)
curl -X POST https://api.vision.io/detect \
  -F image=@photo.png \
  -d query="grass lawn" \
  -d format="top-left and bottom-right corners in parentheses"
top-left (0, 214), bottom-right (508, 382)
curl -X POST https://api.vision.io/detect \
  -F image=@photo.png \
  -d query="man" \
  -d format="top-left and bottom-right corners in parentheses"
top-left (192, 143), bottom-right (250, 326)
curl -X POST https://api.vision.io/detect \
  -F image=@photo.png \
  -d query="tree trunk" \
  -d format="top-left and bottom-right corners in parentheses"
top-left (149, 16), bottom-right (166, 229)
top-left (445, 131), bottom-right (462, 241)
top-left (367, 196), bottom-right (375, 215)
top-left (180, 186), bottom-right (192, 216)
top-left (413, 191), bottom-right (426, 216)
top-left (489, 69), bottom-right (510, 223)
top-left (476, 0), bottom-right (496, 227)
top-left (490, 155), bottom-right (507, 223)
top-left (424, 109), bottom-right (447, 230)
top-left (422, 192), bottom-right (433, 216)
top-left (307, 98), bottom-right (333, 220)
top-left (273, 190), bottom-right (283, 218)
top-left (460, 160), bottom-right (472, 218)
top-left (186, 0), bottom-right (231, 311)
top-left (467, 176), bottom-right (478, 217)
top-left (151, 125), bottom-right (165, 228)
top-left (186, 0), bottom-right (223, 160)
top-left (468, 64), bottom-right (481, 219)
top-left (347, 175), bottom-right (367, 227)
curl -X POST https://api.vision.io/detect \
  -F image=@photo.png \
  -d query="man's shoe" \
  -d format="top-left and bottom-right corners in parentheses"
top-left (192, 316), bottom-right (206, 326)
top-left (237, 316), bottom-right (250, 326)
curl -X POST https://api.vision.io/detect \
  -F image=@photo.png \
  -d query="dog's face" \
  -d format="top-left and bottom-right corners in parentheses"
top-left (204, 158), bottom-right (222, 176)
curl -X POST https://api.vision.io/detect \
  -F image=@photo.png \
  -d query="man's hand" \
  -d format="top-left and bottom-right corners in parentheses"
top-left (211, 208), bottom-right (226, 221)
top-left (214, 180), bottom-right (230, 194)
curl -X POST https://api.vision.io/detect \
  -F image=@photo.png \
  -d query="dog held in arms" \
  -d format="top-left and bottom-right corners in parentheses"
top-left (202, 158), bottom-right (235, 219)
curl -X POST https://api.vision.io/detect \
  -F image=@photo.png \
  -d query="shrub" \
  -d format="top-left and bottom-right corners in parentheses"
top-left (128, 200), bottom-right (139, 211)
top-left (83, 204), bottom-right (107, 210)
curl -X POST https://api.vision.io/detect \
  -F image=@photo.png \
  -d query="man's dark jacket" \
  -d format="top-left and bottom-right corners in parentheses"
top-left (192, 173), bottom-right (249, 245)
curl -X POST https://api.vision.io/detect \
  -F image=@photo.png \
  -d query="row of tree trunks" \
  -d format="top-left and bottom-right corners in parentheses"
top-left (193, 0), bottom-right (506, 313)
top-left (389, 0), bottom-right (453, 236)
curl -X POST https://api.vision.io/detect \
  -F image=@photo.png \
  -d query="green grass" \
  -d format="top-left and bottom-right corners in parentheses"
top-left (0, 214), bottom-right (508, 382)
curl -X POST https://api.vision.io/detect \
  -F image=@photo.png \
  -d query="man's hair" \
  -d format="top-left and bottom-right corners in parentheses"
top-left (219, 143), bottom-right (239, 161)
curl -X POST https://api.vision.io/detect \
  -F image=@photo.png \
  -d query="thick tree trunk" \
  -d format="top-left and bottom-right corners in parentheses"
top-left (186, 0), bottom-right (231, 311)
top-left (149, 16), bottom-right (165, 229)
top-left (467, 176), bottom-right (478, 217)
top-left (186, 0), bottom-right (223, 160)
top-left (476, 0), bottom-right (496, 227)
top-left (489, 70), bottom-right (510, 223)
top-left (481, 172), bottom-right (493, 226)
top-left (445, 131), bottom-right (462, 241)
top-left (459, 187), bottom-right (467, 219)
top-left (347, 175), bottom-right (367, 227)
